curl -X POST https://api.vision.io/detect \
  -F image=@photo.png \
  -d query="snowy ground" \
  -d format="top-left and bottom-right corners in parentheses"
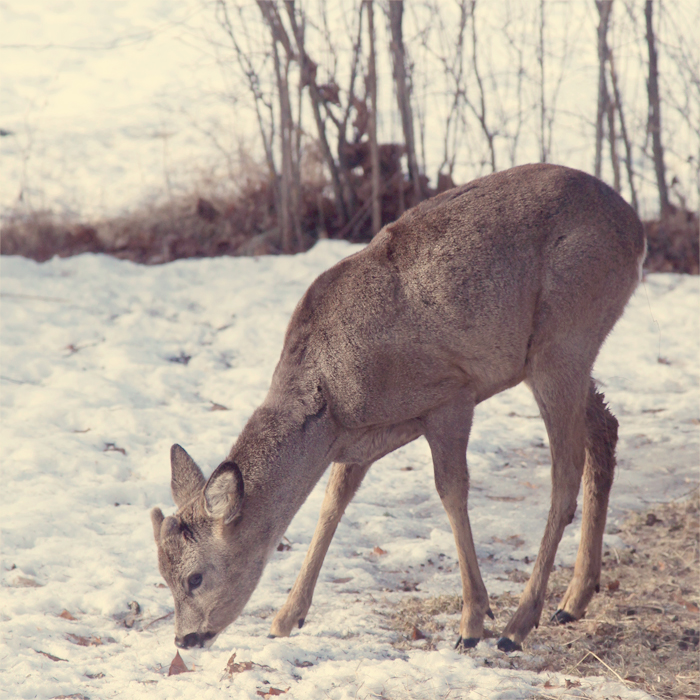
top-left (1, 242), bottom-right (698, 700)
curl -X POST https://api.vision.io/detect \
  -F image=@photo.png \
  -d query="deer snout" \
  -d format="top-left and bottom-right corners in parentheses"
top-left (175, 631), bottom-right (215, 649)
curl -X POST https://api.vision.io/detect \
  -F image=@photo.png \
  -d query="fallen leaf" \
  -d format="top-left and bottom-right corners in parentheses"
top-left (565, 679), bottom-right (582, 688)
top-left (492, 535), bottom-right (524, 548)
top-left (14, 576), bottom-right (43, 587)
top-left (210, 402), bottom-right (229, 411)
top-left (521, 481), bottom-right (539, 489)
top-left (294, 659), bottom-right (313, 668)
top-left (673, 593), bottom-right (700, 613)
top-left (543, 680), bottom-right (558, 688)
top-left (257, 688), bottom-right (289, 698)
top-left (66, 633), bottom-right (103, 647)
top-left (331, 577), bottom-right (352, 584)
top-left (607, 579), bottom-right (620, 592)
top-left (226, 653), bottom-right (254, 674)
top-left (168, 650), bottom-right (190, 676)
top-left (373, 546), bottom-right (388, 555)
top-left (59, 609), bottom-right (76, 620)
top-left (411, 626), bottom-right (426, 640)
top-left (224, 653), bottom-right (274, 676)
top-left (34, 649), bottom-right (67, 662)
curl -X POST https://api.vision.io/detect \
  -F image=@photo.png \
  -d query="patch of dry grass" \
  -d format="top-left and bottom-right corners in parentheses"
top-left (386, 489), bottom-right (699, 699)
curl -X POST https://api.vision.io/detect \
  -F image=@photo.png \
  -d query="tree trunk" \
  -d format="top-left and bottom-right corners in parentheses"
top-left (609, 49), bottom-right (637, 208)
top-left (367, 0), bottom-right (381, 236)
top-left (388, 0), bottom-right (423, 204)
top-left (283, 1), bottom-right (350, 228)
top-left (644, 0), bottom-right (669, 213)
top-left (595, 0), bottom-right (612, 180)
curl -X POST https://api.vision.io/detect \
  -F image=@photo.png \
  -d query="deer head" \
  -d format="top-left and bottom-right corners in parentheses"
top-left (151, 444), bottom-right (269, 649)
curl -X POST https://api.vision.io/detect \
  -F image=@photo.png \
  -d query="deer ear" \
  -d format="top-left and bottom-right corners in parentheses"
top-left (203, 461), bottom-right (244, 525)
top-left (151, 507), bottom-right (164, 543)
top-left (170, 444), bottom-right (206, 507)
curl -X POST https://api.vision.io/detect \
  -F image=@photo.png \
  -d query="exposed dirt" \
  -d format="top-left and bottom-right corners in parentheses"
top-left (386, 489), bottom-right (700, 700)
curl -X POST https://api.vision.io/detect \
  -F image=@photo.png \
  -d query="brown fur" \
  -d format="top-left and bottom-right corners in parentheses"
top-left (151, 164), bottom-right (645, 651)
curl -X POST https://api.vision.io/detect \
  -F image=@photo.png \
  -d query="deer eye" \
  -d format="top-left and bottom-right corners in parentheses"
top-left (188, 573), bottom-right (203, 591)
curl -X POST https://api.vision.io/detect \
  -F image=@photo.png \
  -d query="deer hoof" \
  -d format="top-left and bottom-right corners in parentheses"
top-left (551, 609), bottom-right (577, 625)
top-left (298, 618), bottom-right (305, 629)
top-left (486, 607), bottom-right (495, 620)
top-left (455, 636), bottom-right (480, 650)
top-left (497, 637), bottom-right (522, 653)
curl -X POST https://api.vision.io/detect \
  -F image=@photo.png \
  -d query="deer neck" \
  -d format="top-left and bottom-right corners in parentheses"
top-left (227, 400), bottom-right (337, 545)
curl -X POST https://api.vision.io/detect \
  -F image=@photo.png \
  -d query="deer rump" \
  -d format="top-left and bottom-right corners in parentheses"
top-left (152, 163), bottom-right (645, 653)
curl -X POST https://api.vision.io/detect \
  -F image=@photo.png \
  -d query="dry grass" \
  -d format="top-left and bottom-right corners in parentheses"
top-left (386, 489), bottom-right (700, 699)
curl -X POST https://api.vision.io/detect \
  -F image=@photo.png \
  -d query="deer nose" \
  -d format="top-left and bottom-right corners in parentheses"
top-left (175, 631), bottom-right (215, 649)
top-left (175, 632), bottom-right (203, 649)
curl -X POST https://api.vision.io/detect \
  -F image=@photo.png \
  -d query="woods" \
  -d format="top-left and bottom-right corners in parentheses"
top-left (205, 0), bottom-right (697, 249)
top-left (1, 0), bottom-right (697, 265)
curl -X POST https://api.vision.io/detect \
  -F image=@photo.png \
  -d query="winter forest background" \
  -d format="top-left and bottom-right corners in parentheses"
top-left (1, 0), bottom-right (698, 265)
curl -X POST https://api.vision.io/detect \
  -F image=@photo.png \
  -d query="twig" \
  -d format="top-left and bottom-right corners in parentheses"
top-left (573, 649), bottom-right (628, 686)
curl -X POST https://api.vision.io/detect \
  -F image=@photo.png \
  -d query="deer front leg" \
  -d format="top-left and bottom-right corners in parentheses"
top-left (269, 461), bottom-right (371, 637)
top-left (423, 392), bottom-right (492, 649)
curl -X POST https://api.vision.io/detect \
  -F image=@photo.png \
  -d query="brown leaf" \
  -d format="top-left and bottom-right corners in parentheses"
top-left (224, 652), bottom-right (274, 676)
top-left (373, 546), bottom-right (388, 556)
top-left (210, 402), bottom-right (229, 411)
top-left (65, 633), bottom-right (103, 647)
top-left (59, 609), bottom-right (76, 620)
top-left (565, 679), bottom-right (581, 688)
top-left (331, 577), bottom-right (353, 584)
top-left (14, 576), bottom-right (43, 587)
top-left (607, 579), bottom-right (620, 592)
top-left (492, 535), bottom-right (524, 548)
top-left (543, 680), bottom-right (558, 688)
top-left (674, 593), bottom-right (700, 613)
top-left (168, 650), bottom-right (190, 676)
top-left (34, 649), bottom-right (67, 662)
top-left (225, 653), bottom-right (254, 674)
top-left (257, 688), bottom-right (289, 698)
top-left (411, 626), bottom-right (426, 640)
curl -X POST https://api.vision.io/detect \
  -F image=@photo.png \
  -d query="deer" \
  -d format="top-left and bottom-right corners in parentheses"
top-left (151, 164), bottom-right (645, 653)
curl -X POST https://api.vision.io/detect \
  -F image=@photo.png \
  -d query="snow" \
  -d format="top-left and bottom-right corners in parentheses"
top-left (1, 242), bottom-right (698, 699)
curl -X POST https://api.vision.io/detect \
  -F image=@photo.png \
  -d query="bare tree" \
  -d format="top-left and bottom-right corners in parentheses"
top-left (644, 0), bottom-right (669, 212)
top-left (388, 0), bottom-right (423, 203)
top-left (367, 0), bottom-right (381, 234)
top-left (595, 1), bottom-right (613, 180)
top-left (609, 48), bottom-right (639, 210)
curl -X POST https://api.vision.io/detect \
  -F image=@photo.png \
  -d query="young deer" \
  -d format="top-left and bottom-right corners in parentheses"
top-left (151, 164), bottom-right (645, 652)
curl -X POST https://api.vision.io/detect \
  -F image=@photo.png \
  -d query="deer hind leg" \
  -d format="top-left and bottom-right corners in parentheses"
top-left (423, 391), bottom-right (492, 649)
top-left (498, 355), bottom-right (589, 652)
top-left (552, 381), bottom-right (618, 624)
top-left (269, 461), bottom-right (371, 637)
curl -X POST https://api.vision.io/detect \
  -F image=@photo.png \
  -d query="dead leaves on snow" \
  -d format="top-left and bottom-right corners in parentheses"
top-left (168, 651), bottom-right (191, 676)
